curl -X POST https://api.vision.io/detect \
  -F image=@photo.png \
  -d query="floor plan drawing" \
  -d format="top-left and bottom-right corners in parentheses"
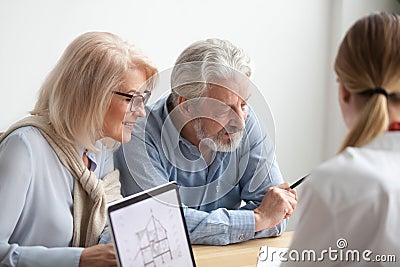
top-left (109, 187), bottom-right (195, 267)
top-left (135, 209), bottom-right (173, 266)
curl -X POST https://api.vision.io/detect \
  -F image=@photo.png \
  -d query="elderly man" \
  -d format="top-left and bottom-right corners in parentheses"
top-left (115, 38), bottom-right (297, 245)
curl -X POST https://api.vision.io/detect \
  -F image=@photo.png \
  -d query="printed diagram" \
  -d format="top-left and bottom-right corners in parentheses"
top-left (113, 203), bottom-right (189, 267)
top-left (135, 209), bottom-right (174, 266)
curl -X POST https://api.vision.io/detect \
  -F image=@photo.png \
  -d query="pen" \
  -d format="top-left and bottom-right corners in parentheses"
top-left (289, 174), bottom-right (310, 189)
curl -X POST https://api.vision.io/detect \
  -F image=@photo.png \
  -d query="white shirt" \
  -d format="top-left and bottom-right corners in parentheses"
top-left (0, 126), bottom-right (114, 267)
top-left (282, 132), bottom-right (400, 266)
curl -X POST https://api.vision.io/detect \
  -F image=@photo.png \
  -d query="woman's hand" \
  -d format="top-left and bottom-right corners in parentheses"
top-left (79, 244), bottom-right (117, 267)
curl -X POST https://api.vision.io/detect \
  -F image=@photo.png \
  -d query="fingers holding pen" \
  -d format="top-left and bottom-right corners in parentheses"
top-left (254, 182), bottom-right (299, 231)
top-left (283, 194), bottom-right (298, 219)
top-left (256, 176), bottom-right (305, 225)
top-left (288, 188), bottom-right (298, 201)
top-left (270, 183), bottom-right (298, 220)
top-left (276, 182), bottom-right (298, 203)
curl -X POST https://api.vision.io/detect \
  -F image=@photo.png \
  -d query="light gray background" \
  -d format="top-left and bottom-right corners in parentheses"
top-left (1, 0), bottom-right (399, 229)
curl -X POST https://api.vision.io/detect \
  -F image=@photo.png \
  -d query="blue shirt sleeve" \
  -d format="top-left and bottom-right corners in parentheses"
top-left (183, 207), bottom-right (287, 245)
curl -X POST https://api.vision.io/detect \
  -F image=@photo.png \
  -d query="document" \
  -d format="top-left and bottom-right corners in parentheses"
top-left (257, 246), bottom-right (288, 267)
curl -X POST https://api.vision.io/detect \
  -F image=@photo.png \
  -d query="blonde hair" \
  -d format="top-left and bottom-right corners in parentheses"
top-left (32, 32), bottom-right (157, 151)
top-left (335, 12), bottom-right (400, 152)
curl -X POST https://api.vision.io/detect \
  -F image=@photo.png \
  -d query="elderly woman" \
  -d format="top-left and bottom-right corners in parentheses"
top-left (0, 32), bottom-right (157, 266)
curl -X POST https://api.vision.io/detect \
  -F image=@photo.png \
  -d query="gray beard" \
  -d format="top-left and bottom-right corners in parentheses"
top-left (193, 119), bottom-right (243, 152)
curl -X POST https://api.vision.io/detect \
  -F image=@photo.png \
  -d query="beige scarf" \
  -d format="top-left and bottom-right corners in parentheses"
top-left (0, 115), bottom-right (122, 247)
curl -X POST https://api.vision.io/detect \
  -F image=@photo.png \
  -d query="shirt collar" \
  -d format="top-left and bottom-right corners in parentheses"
top-left (364, 131), bottom-right (400, 152)
top-left (77, 146), bottom-right (98, 172)
top-left (160, 95), bottom-right (201, 156)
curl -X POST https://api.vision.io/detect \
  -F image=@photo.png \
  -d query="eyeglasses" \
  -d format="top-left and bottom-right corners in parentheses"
top-left (112, 90), bottom-right (151, 111)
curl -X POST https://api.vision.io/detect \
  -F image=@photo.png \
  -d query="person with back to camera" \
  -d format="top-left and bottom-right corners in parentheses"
top-left (0, 31), bottom-right (157, 266)
top-left (115, 38), bottom-right (298, 245)
top-left (281, 12), bottom-right (400, 266)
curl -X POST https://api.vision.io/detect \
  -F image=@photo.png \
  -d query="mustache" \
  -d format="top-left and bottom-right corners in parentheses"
top-left (219, 126), bottom-right (243, 134)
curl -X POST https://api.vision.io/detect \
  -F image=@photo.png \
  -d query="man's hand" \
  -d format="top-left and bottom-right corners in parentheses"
top-left (254, 182), bottom-right (298, 232)
top-left (79, 244), bottom-right (117, 267)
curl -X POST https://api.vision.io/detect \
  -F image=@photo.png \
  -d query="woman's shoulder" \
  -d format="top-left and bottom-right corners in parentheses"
top-left (306, 146), bottom-right (395, 206)
top-left (0, 126), bottom-right (58, 162)
top-left (1, 126), bottom-right (46, 146)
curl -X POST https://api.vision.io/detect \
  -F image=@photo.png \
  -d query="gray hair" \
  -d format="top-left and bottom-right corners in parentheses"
top-left (170, 38), bottom-right (251, 106)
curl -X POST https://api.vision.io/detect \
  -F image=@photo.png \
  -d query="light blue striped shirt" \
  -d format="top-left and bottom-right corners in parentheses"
top-left (115, 95), bottom-right (287, 245)
top-left (0, 126), bottom-right (113, 267)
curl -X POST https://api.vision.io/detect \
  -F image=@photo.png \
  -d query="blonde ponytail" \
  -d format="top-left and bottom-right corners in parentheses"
top-left (339, 94), bottom-right (389, 152)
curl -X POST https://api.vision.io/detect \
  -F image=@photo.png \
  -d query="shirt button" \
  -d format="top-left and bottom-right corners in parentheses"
top-left (238, 234), bottom-right (245, 241)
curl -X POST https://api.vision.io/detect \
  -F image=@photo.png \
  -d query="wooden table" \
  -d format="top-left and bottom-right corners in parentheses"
top-left (192, 231), bottom-right (293, 267)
